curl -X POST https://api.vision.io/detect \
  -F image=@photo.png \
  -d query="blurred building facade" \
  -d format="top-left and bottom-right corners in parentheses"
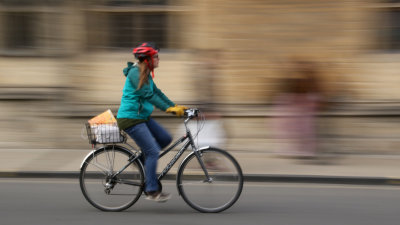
top-left (0, 0), bottom-right (399, 154)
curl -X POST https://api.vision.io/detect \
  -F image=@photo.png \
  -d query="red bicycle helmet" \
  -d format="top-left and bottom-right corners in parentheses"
top-left (132, 42), bottom-right (159, 78)
top-left (133, 42), bottom-right (159, 60)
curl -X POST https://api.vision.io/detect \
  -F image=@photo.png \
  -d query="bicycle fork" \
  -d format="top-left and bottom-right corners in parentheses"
top-left (187, 131), bottom-right (213, 183)
top-left (193, 150), bottom-right (213, 183)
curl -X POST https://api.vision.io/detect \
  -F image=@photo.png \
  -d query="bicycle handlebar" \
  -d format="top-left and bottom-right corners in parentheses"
top-left (184, 108), bottom-right (199, 119)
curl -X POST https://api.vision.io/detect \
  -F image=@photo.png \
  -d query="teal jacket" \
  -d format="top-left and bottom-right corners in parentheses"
top-left (117, 62), bottom-right (175, 120)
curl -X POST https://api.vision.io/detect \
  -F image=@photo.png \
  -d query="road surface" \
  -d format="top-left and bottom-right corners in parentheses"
top-left (1, 179), bottom-right (400, 225)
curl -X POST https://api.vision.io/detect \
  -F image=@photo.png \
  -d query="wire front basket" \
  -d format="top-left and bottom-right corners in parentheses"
top-left (85, 122), bottom-right (126, 145)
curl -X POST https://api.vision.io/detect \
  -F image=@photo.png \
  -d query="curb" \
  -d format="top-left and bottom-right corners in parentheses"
top-left (1, 172), bottom-right (400, 186)
top-left (0, 172), bottom-right (79, 179)
top-left (244, 174), bottom-right (400, 186)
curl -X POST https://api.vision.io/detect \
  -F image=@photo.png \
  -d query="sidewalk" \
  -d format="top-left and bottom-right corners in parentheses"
top-left (1, 148), bottom-right (400, 185)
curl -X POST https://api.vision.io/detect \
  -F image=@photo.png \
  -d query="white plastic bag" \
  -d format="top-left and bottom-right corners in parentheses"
top-left (92, 123), bottom-right (124, 144)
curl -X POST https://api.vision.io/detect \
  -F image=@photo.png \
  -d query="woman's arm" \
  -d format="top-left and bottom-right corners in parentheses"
top-left (129, 74), bottom-right (174, 111)
top-left (153, 82), bottom-right (175, 107)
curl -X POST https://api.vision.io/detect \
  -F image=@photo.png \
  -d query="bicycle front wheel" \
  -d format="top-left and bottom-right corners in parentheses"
top-left (79, 145), bottom-right (144, 211)
top-left (177, 147), bottom-right (243, 213)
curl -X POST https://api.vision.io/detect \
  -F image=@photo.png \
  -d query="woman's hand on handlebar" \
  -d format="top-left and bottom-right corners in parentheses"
top-left (166, 105), bottom-right (186, 117)
top-left (175, 105), bottom-right (188, 111)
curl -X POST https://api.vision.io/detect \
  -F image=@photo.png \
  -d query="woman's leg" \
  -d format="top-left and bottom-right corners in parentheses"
top-left (125, 123), bottom-right (160, 192)
top-left (146, 118), bottom-right (172, 149)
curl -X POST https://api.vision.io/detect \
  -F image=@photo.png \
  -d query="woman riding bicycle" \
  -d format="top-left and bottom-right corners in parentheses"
top-left (116, 42), bottom-right (187, 202)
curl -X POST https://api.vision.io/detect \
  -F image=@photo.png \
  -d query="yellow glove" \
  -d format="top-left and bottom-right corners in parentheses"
top-left (166, 106), bottom-right (185, 117)
top-left (175, 105), bottom-right (188, 110)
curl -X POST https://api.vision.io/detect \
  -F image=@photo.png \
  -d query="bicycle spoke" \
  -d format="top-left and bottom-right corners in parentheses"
top-left (104, 149), bottom-right (115, 173)
top-left (84, 161), bottom-right (109, 175)
top-left (93, 153), bottom-right (112, 173)
top-left (179, 180), bottom-right (207, 186)
top-left (80, 146), bottom-right (144, 212)
top-left (177, 148), bottom-right (243, 213)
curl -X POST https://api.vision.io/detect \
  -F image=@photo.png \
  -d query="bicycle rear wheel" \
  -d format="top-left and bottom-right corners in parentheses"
top-left (79, 145), bottom-right (144, 211)
top-left (177, 147), bottom-right (243, 213)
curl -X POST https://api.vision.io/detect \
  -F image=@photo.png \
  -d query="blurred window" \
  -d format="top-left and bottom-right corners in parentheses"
top-left (107, 13), bottom-right (167, 49)
top-left (0, 0), bottom-right (63, 5)
top-left (0, 0), bottom-right (185, 56)
top-left (379, 2), bottom-right (400, 50)
top-left (105, 0), bottom-right (167, 6)
top-left (384, 9), bottom-right (400, 50)
top-left (85, 0), bottom-right (182, 50)
top-left (0, 1), bottom-right (65, 56)
top-left (4, 12), bottom-right (36, 50)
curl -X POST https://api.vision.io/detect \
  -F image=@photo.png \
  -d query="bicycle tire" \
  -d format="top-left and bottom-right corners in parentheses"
top-left (79, 145), bottom-right (144, 211)
top-left (177, 147), bottom-right (243, 213)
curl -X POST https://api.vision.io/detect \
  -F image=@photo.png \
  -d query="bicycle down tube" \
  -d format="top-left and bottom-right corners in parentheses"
top-left (158, 137), bottom-right (191, 180)
top-left (109, 134), bottom-right (191, 183)
top-left (158, 125), bottom-right (212, 181)
top-left (108, 113), bottom-right (211, 184)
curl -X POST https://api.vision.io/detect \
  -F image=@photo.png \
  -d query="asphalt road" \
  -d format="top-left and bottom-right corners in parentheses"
top-left (1, 179), bottom-right (400, 225)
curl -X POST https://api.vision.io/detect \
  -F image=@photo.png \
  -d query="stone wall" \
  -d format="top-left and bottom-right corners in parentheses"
top-left (0, 0), bottom-right (399, 154)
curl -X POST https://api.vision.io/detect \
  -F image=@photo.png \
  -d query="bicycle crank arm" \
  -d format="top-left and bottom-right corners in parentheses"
top-left (116, 179), bottom-right (142, 187)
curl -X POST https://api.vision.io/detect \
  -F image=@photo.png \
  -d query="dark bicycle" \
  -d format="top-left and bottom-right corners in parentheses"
top-left (79, 108), bottom-right (243, 213)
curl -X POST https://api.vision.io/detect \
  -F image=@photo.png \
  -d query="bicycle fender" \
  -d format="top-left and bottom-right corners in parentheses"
top-left (198, 146), bottom-right (211, 151)
top-left (80, 150), bottom-right (96, 170)
top-left (177, 146), bottom-right (211, 172)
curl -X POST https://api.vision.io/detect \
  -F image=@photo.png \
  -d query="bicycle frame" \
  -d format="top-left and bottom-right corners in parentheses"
top-left (80, 108), bottom-right (243, 213)
top-left (109, 117), bottom-right (211, 183)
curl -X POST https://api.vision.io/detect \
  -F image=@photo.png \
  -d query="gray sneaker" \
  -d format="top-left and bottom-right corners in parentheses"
top-left (145, 192), bottom-right (171, 203)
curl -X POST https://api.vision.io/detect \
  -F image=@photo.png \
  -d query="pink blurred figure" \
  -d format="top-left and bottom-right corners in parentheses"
top-left (273, 61), bottom-right (322, 158)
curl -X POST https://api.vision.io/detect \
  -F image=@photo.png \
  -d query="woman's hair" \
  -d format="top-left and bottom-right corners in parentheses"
top-left (133, 42), bottom-right (159, 89)
top-left (137, 60), bottom-right (151, 89)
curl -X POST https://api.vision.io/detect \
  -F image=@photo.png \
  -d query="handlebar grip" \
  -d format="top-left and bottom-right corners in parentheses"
top-left (184, 108), bottom-right (199, 118)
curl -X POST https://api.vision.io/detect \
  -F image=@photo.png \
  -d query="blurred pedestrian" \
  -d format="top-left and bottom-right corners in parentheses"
top-left (272, 60), bottom-right (323, 158)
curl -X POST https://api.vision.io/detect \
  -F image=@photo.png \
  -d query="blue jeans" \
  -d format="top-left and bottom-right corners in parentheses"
top-left (124, 118), bottom-right (172, 192)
